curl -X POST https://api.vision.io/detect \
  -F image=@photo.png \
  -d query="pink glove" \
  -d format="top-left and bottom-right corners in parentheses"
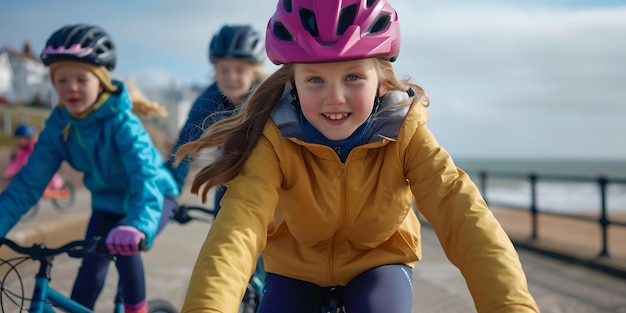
top-left (105, 226), bottom-right (146, 256)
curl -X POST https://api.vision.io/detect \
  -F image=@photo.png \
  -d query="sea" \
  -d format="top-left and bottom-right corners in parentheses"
top-left (454, 158), bottom-right (626, 215)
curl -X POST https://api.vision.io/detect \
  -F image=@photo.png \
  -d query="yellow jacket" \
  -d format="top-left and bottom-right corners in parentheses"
top-left (182, 90), bottom-right (539, 313)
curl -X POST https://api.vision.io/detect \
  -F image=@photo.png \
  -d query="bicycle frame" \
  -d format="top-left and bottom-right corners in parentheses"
top-left (0, 238), bottom-right (126, 313)
top-left (28, 279), bottom-right (125, 313)
top-left (30, 276), bottom-right (91, 312)
top-left (26, 248), bottom-right (124, 313)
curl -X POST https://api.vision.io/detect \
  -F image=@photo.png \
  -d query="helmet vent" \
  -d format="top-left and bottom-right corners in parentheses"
top-left (299, 8), bottom-right (319, 37)
top-left (83, 39), bottom-right (93, 49)
top-left (366, 0), bottom-right (377, 8)
top-left (365, 13), bottom-right (390, 35)
top-left (283, 0), bottom-right (293, 13)
top-left (273, 22), bottom-right (294, 41)
top-left (337, 4), bottom-right (357, 36)
top-left (234, 34), bottom-right (245, 50)
top-left (250, 39), bottom-right (260, 51)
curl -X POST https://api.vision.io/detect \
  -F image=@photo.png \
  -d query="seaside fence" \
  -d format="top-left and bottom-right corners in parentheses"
top-left (0, 105), bottom-right (49, 136)
top-left (474, 171), bottom-right (626, 259)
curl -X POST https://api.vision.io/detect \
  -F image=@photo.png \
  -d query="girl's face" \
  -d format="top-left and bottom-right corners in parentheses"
top-left (215, 59), bottom-right (258, 105)
top-left (294, 59), bottom-right (380, 141)
top-left (52, 66), bottom-right (102, 115)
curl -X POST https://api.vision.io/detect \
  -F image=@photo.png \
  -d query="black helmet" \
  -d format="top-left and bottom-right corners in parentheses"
top-left (40, 24), bottom-right (116, 70)
top-left (209, 25), bottom-right (265, 65)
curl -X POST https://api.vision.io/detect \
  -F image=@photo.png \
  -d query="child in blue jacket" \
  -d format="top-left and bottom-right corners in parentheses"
top-left (0, 24), bottom-right (178, 313)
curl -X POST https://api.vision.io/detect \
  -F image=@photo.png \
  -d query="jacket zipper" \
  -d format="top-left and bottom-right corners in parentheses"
top-left (328, 161), bottom-right (348, 285)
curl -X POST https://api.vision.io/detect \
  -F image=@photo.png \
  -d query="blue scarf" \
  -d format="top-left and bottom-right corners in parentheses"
top-left (299, 111), bottom-right (374, 162)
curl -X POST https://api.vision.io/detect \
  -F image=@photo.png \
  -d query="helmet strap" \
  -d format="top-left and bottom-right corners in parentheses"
top-left (290, 79), bottom-right (301, 113)
top-left (372, 87), bottom-right (381, 114)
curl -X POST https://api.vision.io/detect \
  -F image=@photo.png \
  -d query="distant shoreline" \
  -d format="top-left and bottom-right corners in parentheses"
top-left (455, 158), bottom-right (626, 179)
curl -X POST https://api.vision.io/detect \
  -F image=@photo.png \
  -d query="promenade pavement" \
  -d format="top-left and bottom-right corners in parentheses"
top-left (1, 152), bottom-right (625, 312)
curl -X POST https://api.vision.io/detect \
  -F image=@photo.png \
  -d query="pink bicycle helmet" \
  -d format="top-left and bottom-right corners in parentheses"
top-left (266, 0), bottom-right (401, 64)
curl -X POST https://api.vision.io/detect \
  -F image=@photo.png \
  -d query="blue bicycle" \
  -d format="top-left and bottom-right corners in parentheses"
top-left (0, 237), bottom-right (177, 313)
top-left (172, 205), bottom-right (346, 313)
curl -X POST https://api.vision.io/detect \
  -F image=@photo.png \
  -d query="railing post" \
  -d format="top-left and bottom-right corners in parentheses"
top-left (597, 177), bottom-right (610, 257)
top-left (529, 174), bottom-right (538, 240)
top-left (3, 107), bottom-right (12, 134)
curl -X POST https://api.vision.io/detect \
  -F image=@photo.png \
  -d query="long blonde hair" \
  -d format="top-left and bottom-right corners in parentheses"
top-left (126, 83), bottom-right (168, 118)
top-left (125, 83), bottom-right (170, 154)
top-left (176, 59), bottom-right (427, 202)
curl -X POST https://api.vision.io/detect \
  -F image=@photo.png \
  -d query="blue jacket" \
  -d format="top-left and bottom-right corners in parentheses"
top-left (0, 81), bottom-right (178, 246)
top-left (165, 82), bottom-right (237, 192)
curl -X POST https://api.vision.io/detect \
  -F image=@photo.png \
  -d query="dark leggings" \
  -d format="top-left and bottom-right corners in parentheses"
top-left (70, 195), bottom-right (177, 309)
top-left (258, 264), bottom-right (413, 313)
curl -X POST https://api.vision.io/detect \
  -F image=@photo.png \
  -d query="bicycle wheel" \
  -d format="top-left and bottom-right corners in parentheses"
top-left (147, 299), bottom-right (178, 313)
top-left (21, 203), bottom-right (39, 221)
top-left (51, 180), bottom-right (76, 211)
top-left (239, 286), bottom-right (261, 313)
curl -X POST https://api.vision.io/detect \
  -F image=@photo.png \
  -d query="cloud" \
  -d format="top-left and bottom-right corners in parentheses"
top-left (388, 2), bottom-right (626, 158)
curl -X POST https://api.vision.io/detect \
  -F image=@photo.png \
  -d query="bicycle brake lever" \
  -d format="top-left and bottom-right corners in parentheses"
top-left (66, 237), bottom-right (114, 260)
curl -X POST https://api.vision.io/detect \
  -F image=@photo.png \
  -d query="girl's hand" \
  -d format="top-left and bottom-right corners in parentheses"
top-left (105, 225), bottom-right (146, 255)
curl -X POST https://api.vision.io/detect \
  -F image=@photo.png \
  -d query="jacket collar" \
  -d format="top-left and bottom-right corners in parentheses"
top-left (272, 85), bottom-right (413, 144)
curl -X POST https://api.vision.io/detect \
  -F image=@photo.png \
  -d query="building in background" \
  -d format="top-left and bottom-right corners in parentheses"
top-left (139, 84), bottom-right (200, 148)
top-left (0, 41), bottom-right (55, 107)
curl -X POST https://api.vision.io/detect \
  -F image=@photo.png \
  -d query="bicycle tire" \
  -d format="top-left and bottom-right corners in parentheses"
top-left (238, 302), bottom-right (258, 313)
top-left (21, 203), bottom-right (39, 221)
top-left (51, 180), bottom-right (76, 211)
top-left (147, 299), bottom-right (178, 313)
top-left (239, 286), bottom-right (261, 313)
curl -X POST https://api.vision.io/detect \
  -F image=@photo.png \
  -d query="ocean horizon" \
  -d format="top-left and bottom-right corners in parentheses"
top-left (455, 158), bottom-right (626, 179)
top-left (453, 158), bottom-right (626, 214)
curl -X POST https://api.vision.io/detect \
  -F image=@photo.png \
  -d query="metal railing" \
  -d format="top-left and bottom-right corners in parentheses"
top-left (0, 105), bottom-right (50, 135)
top-left (474, 171), bottom-right (626, 258)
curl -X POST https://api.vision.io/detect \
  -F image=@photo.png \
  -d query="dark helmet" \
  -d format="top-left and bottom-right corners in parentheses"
top-left (40, 24), bottom-right (116, 70)
top-left (14, 124), bottom-right (36, 137)
top-left (209, 25), bottom-right (265, 65)
top-left (266, 0), bottom-right (401, 64)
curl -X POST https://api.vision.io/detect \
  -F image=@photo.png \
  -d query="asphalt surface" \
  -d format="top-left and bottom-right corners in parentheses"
top-left (1, 157), bottom-right (625, 312)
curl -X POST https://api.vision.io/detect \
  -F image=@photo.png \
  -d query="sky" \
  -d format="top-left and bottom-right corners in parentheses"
top-left (1, 0), bottom-right (626, 160)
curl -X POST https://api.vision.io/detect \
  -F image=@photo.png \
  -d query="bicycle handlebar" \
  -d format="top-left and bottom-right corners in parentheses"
top-left (0, 237), bottom-right (111, 260)
top-left (172, 205), bottom-right (217, 224)
top-left (0, 206), bottom-right (212, 261)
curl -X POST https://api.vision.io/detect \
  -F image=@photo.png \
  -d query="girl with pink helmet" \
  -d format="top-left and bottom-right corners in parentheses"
top-left (177, 0), bottom-right (539, 312)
